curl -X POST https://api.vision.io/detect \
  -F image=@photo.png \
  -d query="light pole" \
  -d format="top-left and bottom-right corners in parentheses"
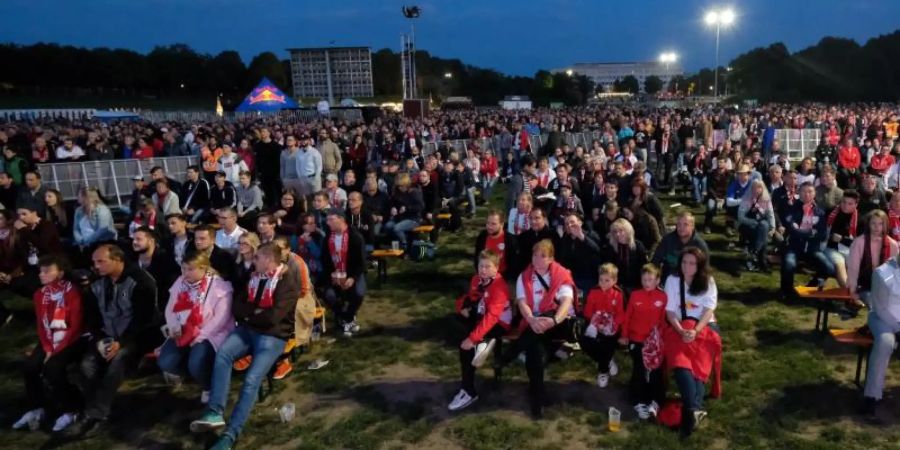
top-left (704, 8), bottom-right (734, 99)
top-left (659, 52), bottom-right (678, 95)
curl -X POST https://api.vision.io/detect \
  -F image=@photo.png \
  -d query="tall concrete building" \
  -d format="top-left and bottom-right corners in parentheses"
top-left (554, 61), bottom-right (684, 93)
top-left (288, 47), bottom-right (374, 104)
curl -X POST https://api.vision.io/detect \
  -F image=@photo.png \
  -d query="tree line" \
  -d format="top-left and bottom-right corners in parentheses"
top-left (2, 30), bottom-right (899, 108)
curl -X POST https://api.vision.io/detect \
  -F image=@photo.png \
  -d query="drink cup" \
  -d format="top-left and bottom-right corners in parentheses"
top-left (608, 407), bottom-right (621, 432)
top-left (391, 241), bottom-right (400, 251)
top-left (279, 403), bottom-right (296, 422)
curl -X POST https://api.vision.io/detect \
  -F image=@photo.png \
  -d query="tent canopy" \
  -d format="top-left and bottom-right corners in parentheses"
top-left (235, 78), bottom-right (298, 112)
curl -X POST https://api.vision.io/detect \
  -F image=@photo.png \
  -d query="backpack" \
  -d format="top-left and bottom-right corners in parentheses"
top-left (409, 240), bottom-right (436, 261)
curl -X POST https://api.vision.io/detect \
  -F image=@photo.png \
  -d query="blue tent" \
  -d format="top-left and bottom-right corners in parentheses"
top-left (235, 77), bottom-right (298, 112)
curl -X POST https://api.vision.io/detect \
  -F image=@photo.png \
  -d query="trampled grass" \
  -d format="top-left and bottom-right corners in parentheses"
top-left (2, 185), bottom-right (900, 449)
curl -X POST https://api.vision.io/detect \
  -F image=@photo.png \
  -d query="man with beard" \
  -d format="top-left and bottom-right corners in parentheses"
top-left (187, 225), bottom-right (234, 283)
top-left (417, 170), bottom-right (440, 224)
top-left (132, 227), bottom-right (179, 312)
top-left (474, 210), bottom-right (518, 280)
top-left (514, 208), bottom-right (558, 277)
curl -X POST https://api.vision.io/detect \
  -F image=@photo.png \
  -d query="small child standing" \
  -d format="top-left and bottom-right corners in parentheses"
top-left (579, 263), bottom-right (625, 388)
top-left (619, 263), bottom-right (668, 420)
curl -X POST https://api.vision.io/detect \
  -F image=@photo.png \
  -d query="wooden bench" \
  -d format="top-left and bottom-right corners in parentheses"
top-left (829, 328), bottom-right (873, 388)
top-left (794, 286), bottom-right (855, 332)
top-left (413, 225), bottom-right (435, 234)
top-left (436, 213), bottom-right (452, 220)
top-left (370, 249), bottom-right (404, 285)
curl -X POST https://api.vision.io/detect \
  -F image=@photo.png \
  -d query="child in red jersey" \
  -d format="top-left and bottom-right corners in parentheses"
top-left (619, 263), bottom-right (668, 420)
top-left (579, 263), bottom-right (625, 389)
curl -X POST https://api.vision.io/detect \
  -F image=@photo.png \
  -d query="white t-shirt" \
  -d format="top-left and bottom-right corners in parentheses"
top-left (516, 270), bottom-right (574, 315)
top-left (664, 275), bottom-right (717, 322)
top-left (215, 226), bottom-right (247, 254)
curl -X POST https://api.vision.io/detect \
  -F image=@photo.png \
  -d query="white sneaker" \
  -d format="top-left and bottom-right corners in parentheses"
top-left (596, 373), bottom-right (610, 388)
top-left (342, 322), bottom-right (354, 337)
top-left (201, 390), bottom-right (210, 404)
top-left (694, 410), bottom-right (708, 426)
top-left (647, 401), bottom-right (660, 418)
top-left (471, 338), bottom-right (496, 368)
top-left (349, 321), bottom-right (360, 333)
top-left (609, 359), bottom-right (619, 377)
top-left (163, 372), bottom-right (183, 387)
top-left (634, 403), bottom-right (650, 420)
top-left (51, 413), bottom-right (77, 432)
top-left (12, 408), bottom-right (44, 430)
top-left (447, 389), bottom-right (478, 411)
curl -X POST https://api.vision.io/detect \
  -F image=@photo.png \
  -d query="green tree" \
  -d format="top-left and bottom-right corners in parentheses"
top-left (621, 75), bottom-right (640, 94)
top-left (247, 51), bottom-right (288, 92)
top-left (644, 75), bottom-right (663, 94)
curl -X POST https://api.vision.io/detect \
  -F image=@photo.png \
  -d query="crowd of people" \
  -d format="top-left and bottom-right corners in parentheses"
top-left (0, 102), bottom-right (899, 447)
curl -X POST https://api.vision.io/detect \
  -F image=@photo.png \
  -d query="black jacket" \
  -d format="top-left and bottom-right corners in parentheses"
top-left (181, 178), bottom-right (211, 211)
top-left (135, 248), bottom-right (181, 312)
top-left (557, 230), bottom-right (603, 281)
top-left (185, 245), bottom-right (235, 284)
top-left (210, 181), bottom-right (238, 210)
top-left (601, 240), bottom-right (649, 291)
top-left (515, 225), bottom-right (559, 276)
top-left (347, 209), bottom-right (376, 245)
top-left (232, 261), bottom-right (300, 340)
top-left (84, 265), bottom-right (161, 349)
top-left (322, 228), bottom-right (367, 283)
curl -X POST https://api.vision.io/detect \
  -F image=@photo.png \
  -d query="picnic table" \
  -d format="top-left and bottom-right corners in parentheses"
top-left (370, 249), bottom-right (404, 285)
top-left (829, 328), bottom-right (874, 388)
top-left (794, 286), bottom-right (855, 332)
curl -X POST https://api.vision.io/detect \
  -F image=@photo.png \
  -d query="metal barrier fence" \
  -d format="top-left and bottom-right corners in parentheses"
top-left (775, 129), bottom-right (820, 162)
top-left (139, 109), bottom-right (363, 124)
top-left (0, 108), bottom-right (97, 121)
top-left (37, 156), bottom-right (198, 207)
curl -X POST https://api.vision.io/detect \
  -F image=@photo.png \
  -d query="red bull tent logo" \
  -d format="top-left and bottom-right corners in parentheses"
top-left (236, 77), bottom-right (298, 112)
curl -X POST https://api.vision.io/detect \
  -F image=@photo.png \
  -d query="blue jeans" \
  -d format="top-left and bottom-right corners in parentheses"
top-left (323, 274), bottom-right (367, 324)
top-left (466, 187), bottom-right (477, 214)
top-left (739, 221), bottom-right (770, 255)
top-left (208, 326), bottom-right (286, 440)
top-left (482, 176), bottom-right (498, 201)
top-left (691, 176), bottom-right (706, 203)
top-left (780, 248), bottom-right (836, 293)
top-left (157, 338), bottom-right (216, 390)
top-left (384, 219), bottom-right (419, 246)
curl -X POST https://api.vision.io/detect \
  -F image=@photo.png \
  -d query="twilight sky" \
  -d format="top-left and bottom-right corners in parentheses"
top-left (3, 0), bottom-right (899, 76)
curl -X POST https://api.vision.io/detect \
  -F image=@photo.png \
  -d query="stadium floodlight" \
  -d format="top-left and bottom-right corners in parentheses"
top-left (444, 72), bottom-right (453, 79)
top-left (565, 69), bottom-right (574, 76)
top-left (659, 52), bottom-right (678, 63)
top-left (704, 7), bottom-right (736, 98)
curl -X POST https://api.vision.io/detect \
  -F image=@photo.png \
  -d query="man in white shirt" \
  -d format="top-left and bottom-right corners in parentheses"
top-left (297, 133), bottom-right (323, 195)
top-left (861, 255), bottom-right (900, 416)
top-left (214, 207), bottom-right (246, 256)
top-left (55, 137), bottom-right (85, 161)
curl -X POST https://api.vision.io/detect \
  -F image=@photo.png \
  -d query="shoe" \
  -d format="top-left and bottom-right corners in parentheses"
top-left (200, 390), bottom-right (210, 405)
top-left (447, 389), bottom-right (478, 411)
top-left (343, 321), bottom-right (360, 337)
top-left (61, 416), bottom-right (105, 439)
top-left (52, 413), bottom-right (77, 432)
top-left (273, 359), bottom-right (293, 380)
top-left (647, 401), bottom-right (660, 418)
top-left (233, 355), bottom-right (252, 372)
top-left (679, 409), bottom-right (697, 439)
top-left (694, 410), bottom-right (708, 426)
top-left (634, 403), bottom-right (650, 420)
top-left (745, 260), bottom-right (758, 272)
top-left (596, 373), bottom-right (609, 388)
top-left (190, 410), bottom-right (226, 433)
top-left (163, 372), bottom-right (183, 387)
top-left (209, 434), bottom-right (235, 450)
top-left (12, 408), bottom-right (44, 430)
top-left (471, 338), bottom-right (497, 368)
top-left (608, 359), bottom-right (619, 377)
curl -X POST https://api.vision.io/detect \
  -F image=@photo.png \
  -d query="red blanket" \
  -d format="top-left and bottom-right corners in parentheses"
top-left (663, 321), bottom-right (722, 398)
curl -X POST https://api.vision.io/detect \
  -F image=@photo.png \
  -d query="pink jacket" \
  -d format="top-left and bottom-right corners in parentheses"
top-left (165, 275), bottom-right (235, 350)
top-left (847, 235), bottom-right (899, 294)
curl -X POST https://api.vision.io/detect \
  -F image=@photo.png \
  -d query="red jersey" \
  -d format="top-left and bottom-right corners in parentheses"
top-left (454, 274), bottom-right (512, 343)
top-left (582, 285), bottom-right (625, 334)
top-left (484, 231), bottom-right (507, 273)
top-left (621, 287), bottom-right (667, 343)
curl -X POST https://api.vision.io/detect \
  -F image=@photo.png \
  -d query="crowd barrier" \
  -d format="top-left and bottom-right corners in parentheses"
top-left (0, 109), bottom-right (97, 121)
top-left (139, 109), bottom-right (363, 124)
top-left (37, 156), bottom-right (198, 207)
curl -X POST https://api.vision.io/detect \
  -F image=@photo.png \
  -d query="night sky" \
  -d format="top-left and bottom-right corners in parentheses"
top-left (4, 0), bottom-right (899, 76)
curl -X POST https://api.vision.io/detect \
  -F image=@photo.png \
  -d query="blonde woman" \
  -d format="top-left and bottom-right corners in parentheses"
top-left (233, 232), bottom-right (261, 292)
top-left (159, 252), bottom-right (234, 403)
top-left (601, 218), bottom-right (648, 292)
top-left (847, 210), bottom-right (900, 307)
top-left (507, 192), bottom-right (533, 236)
top-left (73, 187), bottom-right (116, 248)
top-left (737, 179), bottom-right (775, 272)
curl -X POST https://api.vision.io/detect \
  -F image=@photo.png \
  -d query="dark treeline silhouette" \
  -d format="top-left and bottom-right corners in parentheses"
top-left (2, 31), bottom-right (899, 107)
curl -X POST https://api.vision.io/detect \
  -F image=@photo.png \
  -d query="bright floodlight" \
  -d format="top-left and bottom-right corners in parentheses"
top-left (704, 11), bottom-right (718, 25)
top-left (566, 69), bottom-right (574, 76)
top-left (444, 72), bottom-right (453, 78)
top-left (659, 52), bottom-right (678, 63)
top-left (720, 9), bottom-right (735, 25)
top-left (706, 8), bottom-right (735, 26)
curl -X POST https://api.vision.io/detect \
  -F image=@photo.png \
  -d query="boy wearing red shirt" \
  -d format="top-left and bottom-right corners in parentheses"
top-left (619, 263), bottom-right (668, 420)
top-left (579, 263), bottom-right (625, 389)
top-left (13, 255), bottom-right (86, 433)
top-left (448, 250), bottom-right (512, 411)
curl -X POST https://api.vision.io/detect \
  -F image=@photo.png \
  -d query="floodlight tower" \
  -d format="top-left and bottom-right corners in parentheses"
top-left (704, 8), bottom-right (735, 98)
top-left (401, 6), bottom-right (421, 100)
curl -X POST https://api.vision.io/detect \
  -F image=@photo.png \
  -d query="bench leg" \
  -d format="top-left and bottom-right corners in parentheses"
top-left (378, 258), bottom-right (387, 284)
top-left (815, 307), bottom-right (822, 332)
top-left (855, 347), bottom-right (864, 388)
top-left (821, 305), bottom-right (829, 332)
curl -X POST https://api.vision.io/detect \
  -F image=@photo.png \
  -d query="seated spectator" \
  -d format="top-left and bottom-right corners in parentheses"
top-left (602, 218), bottom-right (649, 292)
top-left (652, 211), bottom-right (709, 282)
top-left (507, 192), bottom-right (533, 236)
top-left (0, 209), bottom-right (29, 320)
top-left (159, 252), bottom-right (234, 403)
top-left (12, 255), bottom-right (85, 433)
top-left (663, 247), bottom-right (720, 439)
top-left (235, 171), bottom-right (263, 230)
top-left (181, 166), bottom-right (211, 224)
top-left (190, 243), bottom-right (300, 449)
top-left (796, 157), bottom-right (816, 186)
top-left (188, 225), bottom-right (235, 283)
top-left (815, 168), bottom-right (843, 213)
top-left (323, 174), bottom-right (348, 210)
top-left (723, 164), bottom-right (752, 240)
top-left (17, 171), bottom-right (49, 217)
top-left (150, 166), bottom-right (183, 196)
top-left (210, 171), bottom-right (238, 217)
top-left (780, 182), bottom-right (835, 298)
top-left (889, 194), bottom-right (900, 243)
top-left (592, 200), bottom-right (619, 240)
top-left (232, 232), bottom-right (259, 294)
top-left (857, 171), bottom-right (888, 217)
top-left (619, 263), bottom-right (667, 420)
top-left (44, 188), bottom-right (71, 239)
top-left (297, 213), bottom-right (325, 284)
top-left (550, 184), bottom-right (583, 232)
top-left (133, 225), bottom-right (179, 305)
top-left (153, 179), bottom-right (182, 218)
top-left (416, 170), bottom-right (439, 224)
top-left (621, 206), bottom-right (661, 253)
top-left (73, 187), bottom-right (117, 250)
top-left (215, 207), bottom-right (247, 257)
top-left (322, 210), bottom-right (367, 337)
top-left (308, 192), bottom-right (331, 234)
top-left (447, 249), bottom-right (512, 412)
top-left (823, 190), bottom-right (860, 287)
top-left (557, 212), bottom-right (603, 295)
top-left (165, 213), bottom-right (192, 265)
top-left (703, 157), bottom-right (730, 234)
top-left (271, 189), bottom-right (305, 237)
top-left (439, 161), bottom-right (466, 230)
top-left (67, 244), bottom-right (160, 437)
top-left (579, 263), bottom-right (625, 390)
top-left (383, 174), bottom-right (424, 251)
top-left (55, 137), bottom-right (85, 161)
top-left (837, 138), bottom-right (862, 189)
top-left (689, 144), bottom-right (711, 205)
top-left (737, 179), bottom-right (776, 272)
top-left (0, 171), bottom-right (18, 210)
top-left (474, 210), bottom-right (518, 280)
top-left (847, 210), bottom-right (899, 308)
top-left (860, 252), bottom-right (900, 416)
top-left (362, 178), bottom-right (390, 236)
top-left (346, 191), bottom-right (375, 250)
top-left (129, 198), bottom-right (160, 238)
top-left (515, 208), bottom-right (558, 276)
top-left (630, 178), bottom-right (665, 233)
top-left (497, 239), bottom-right (576, 419)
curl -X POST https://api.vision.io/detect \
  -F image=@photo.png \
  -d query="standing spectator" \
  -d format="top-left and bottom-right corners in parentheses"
top-left (279, 135), bottom-right (304, 198)
top-left (703, 158), bottom-right (730, 234)
top-left (132, 137), bottom-right (155, 160)
top-left (235, 138), bottom-right (255, 175)
top-left (254, 128), bottom-right (282, 207)
top-left (55, 137), bottom-right (85, 161)
top-left (317, 128), bottom-right (342, 177)
top-left (297, 133), bottom-right (323, 196)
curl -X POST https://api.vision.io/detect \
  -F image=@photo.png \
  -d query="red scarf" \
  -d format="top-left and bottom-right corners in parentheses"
top-left (134, 208), bottom-right (157, 229)
top-left (247, 264), bottom-right (284, 309)
top-left (889, 209), bottom-right (900, 242)
top-left (41, 280), bottom-right (73, 350)
top-left (513, 211), bottom-right (531, 235)
top-left (171, 273), bottom-right (213, 347)
top-left (826, 207), bottom-right (857, 238)
top-left (786, 185), bottom-right (796, 206)
top-left (157, 191), bottom-right (168, 211)
top-left (642, 325), bottom-right (664, 371)
top-left (328, 229), bottom-right (350, 273)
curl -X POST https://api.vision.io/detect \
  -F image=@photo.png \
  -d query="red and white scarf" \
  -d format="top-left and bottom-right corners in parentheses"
top-left (827, 207), bottom-right (857, 238)
top-left (329, 229), bottom-right (350, 273)
top-left (889, 209), bottom-right (900, 242)
top-left (513, 211), bottom-right (531, 235)
top-left (247, 264), bottom-right (285, 309)
top-left (642, 325), bottom-right (664, 371)
top-left (171, 273), bottom-right (214, 347)
top-left (41, 280), bottom-right (73, 349)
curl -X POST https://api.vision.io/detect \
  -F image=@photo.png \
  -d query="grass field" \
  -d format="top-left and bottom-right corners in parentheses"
top-left (2, 185), bottom-right (900, 450)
